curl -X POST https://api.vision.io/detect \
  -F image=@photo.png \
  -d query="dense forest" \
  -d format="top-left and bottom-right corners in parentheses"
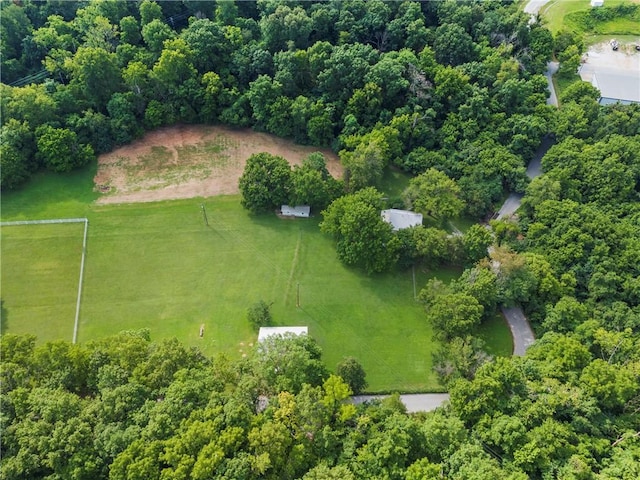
top-left (2, 0), bottom-right (640, 478)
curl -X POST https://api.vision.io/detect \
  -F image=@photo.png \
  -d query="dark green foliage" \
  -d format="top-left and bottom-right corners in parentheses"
top-left (238, 152), bottom-right (292, 213)
top-left (247, 300), bottom-right (272, 331)
top-left (336, 357), bottom-right (368, 394)
top-left (462, 224), bottom-right (493, 265)
top-left (35, 125), bottom-right (95, 173)
top-left (2, 317), bottom-right (638, 480)
top-left (432, 336), bottom-right (492, 385)
top-left (3, 3), bottom-right (640, 477)
top-left (3, 0), bottom-right (555, 207)
top-left (320, 187), bottom-right (398, 273)
top-left (0, 119), bottom-right (36, 189)
top-left (289, 153), bottom-right (343, 210)
top-left (402, 168), bottom-right (464, 225)
top-left (425, 292), bottom-right (484, 340)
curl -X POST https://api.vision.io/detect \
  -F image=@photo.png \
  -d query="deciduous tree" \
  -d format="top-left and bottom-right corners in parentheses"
top-left (336, 357), bottom-right (367, 394)
top-left (402, 168), bottom-right (464, 225)
top-left (238, 152), bottom-right (292, 213)
top-left (35, 125), bottom-right (94, 173)
top-left (320, 188), bottom-right (398, 273)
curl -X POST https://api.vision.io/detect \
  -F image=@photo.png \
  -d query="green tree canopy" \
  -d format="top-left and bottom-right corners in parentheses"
top-left (320, 187), bottom-right (398, 273)
top-left (402, 168), bottom-right (464, 224)
top-left (239, 152), bottom-right (292, 213)
top-left (35, 125), bottom-right (94, 173)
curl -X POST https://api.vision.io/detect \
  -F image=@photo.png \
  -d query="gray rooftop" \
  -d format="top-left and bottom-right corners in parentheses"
top-left (381, 209), bottom-right (423, 231)
top-left (592, 70), bottom-right (640, 104)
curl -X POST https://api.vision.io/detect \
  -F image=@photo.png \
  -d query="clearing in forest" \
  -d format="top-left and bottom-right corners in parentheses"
top-left (94, 124), bottom-right (343, 204)
top-left (2, 128), bottom-right (512, 392)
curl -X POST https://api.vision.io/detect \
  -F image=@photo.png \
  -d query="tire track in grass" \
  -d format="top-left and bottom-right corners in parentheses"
top-left (283, 229), bottom-right (302, 306)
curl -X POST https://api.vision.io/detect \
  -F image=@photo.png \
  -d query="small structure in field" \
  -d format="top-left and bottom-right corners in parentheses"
top-left (280, 205), bottom-right (311, 218)
top-left (591, 0), bottom-right (604, 7)
top-left (381, 209), bottom-right (423, 231)
top-left (258, 326), bottom-right (308, 343)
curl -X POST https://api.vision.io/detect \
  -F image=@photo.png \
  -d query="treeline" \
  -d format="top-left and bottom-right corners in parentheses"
top-left (1, 328), bottom-right (638, 479)
top-left (2, 0), bottom-right (557, 215)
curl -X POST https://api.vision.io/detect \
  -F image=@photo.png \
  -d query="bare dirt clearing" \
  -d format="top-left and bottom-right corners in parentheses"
top-left (94, 125), bottom-right (343, 204)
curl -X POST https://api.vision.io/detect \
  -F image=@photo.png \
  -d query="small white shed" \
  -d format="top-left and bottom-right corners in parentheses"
top-left (258, 326), bottom-right (308, 343)
top-left (381, 209), bottom-right (423, 231)
top-left (281, 205), bottom-right (311, 217)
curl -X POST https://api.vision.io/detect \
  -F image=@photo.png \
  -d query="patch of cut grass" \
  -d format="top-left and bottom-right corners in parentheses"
top-left (2, 168), bottom-right (468, 391)
top-left (378, 166), bottom-right (412, 200)
top-left (449, 216), bottom-right (479, 234)
top-left (78, 198), bottom-right (452, 392)
top-left (175, 137), bottom-right (229, 162)
top-left (1, 223), bottom-right (84, 342)
top-left (139, 146), bottom-right (173, 168)
top-left (0, 164), bottom-right (98, 220)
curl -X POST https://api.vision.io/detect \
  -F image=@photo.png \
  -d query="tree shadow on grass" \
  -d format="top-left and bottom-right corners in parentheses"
top-left (1, 299), bottom-right (8, 335)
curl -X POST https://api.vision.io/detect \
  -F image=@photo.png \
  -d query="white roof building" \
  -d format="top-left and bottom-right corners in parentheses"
top-left (381, 209), bottom-right (423, 231)
top-left (578, 45), bottom-right (640, 106)
top-left (258, 326), bottom-right (308, 342)
top-left (280, 205), bottom-right (311, 217)
top-left (591, 71), bottom-right (640, 105)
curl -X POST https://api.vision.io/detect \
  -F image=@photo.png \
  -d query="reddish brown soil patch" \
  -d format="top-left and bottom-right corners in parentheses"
top-left (94, 124), bottom-right (343, 205)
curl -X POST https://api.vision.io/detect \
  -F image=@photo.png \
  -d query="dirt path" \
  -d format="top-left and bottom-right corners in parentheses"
top-left (94, 125), bottom-right (343, 205)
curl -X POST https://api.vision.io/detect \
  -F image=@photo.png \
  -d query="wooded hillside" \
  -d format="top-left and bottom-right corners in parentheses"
top-left (1, 1), bottom-right (639, 478)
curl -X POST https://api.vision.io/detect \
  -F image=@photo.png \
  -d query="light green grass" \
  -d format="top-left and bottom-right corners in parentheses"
top-left (0, 164), bottom-right (98, 219)
top-left (1, 223), bottom-right (84, 342)
top-left (1, 165), bottom-right (456, 392)
top-left (1, 156), bottom-right (510, 392)
top-left (477, 311), bottom-right (513, 358)
top-left (541, 0), bottom-right (640, 36)
top-left (449, 216), bottom-right (479, 234)
top-left (77, 198), bottom-right (449, 392)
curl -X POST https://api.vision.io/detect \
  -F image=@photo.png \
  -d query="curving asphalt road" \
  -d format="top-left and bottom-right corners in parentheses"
top-left (495, 57), bottom-right (563, 358)
top-left (501, 307), bottom-right (536, 356)
top-left (524, 0), bottom-right (551, 16)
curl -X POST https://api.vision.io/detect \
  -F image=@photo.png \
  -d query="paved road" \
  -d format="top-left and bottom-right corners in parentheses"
top-left (496, 59), bottom-right (557, 221)
top-left (524, 0), bottom-right (551, 15)
top-left (496, 193), bottom-right (524, 220)
top-left (545, 61), bottom-right (560, 107)
top-left (351, 394), bottom-right (450, 413)
top-left (501, 306), bottom-right (536, 356)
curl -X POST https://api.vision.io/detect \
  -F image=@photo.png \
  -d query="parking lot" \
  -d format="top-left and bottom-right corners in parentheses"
top-left (579, 40), bottom-right (640, 81)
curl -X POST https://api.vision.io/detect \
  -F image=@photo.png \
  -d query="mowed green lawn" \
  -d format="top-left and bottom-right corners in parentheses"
top-left (2, 154), bottom-right (512, 392)
top-left (541, 0), bottom-right (640, 34)
top-left (81, 198), bottom-right (448, 392)
top-left (1, 222), bottom-right (84, 341)
top-left (1, 166), bottom-right (454, 391)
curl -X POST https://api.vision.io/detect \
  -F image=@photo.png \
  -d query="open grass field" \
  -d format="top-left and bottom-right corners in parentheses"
top-left (1, 126), bottom-right (512, 393)
top-left (1, 222), bottom-right (84, 341)
top-left (541, 0), bottom-right (640, 36)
